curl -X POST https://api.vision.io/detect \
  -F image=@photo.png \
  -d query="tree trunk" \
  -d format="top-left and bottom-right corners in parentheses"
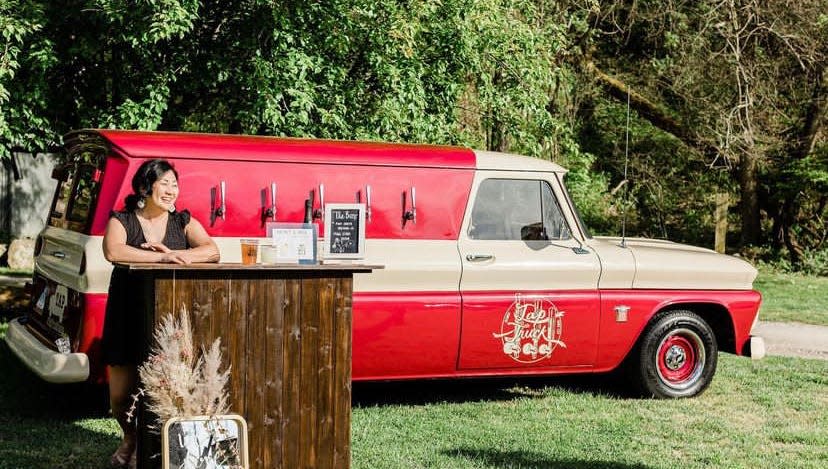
top-left (777, 67), bottom-right (827, 263)
top-left (781, 196), bottom-right (805, 264)
top-left (586, 62), bottom-right (720, 161)
top-left (738, 151), bottom-right (761, 246)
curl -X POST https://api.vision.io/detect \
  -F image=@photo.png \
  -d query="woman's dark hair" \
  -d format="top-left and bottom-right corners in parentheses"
top-left (124, 159), bottom-right (179, 211)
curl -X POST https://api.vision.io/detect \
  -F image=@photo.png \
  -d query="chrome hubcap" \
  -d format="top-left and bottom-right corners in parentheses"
top-left (664, 345), bottom-right (686, 370)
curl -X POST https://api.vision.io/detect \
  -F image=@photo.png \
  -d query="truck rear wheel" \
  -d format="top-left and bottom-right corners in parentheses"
top-left (631, 310), bottom-right (718, 398)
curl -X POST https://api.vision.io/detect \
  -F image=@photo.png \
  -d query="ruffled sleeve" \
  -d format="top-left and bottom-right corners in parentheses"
top-left (175, 209), bottom-right (192, 228)
top-left (109, 210), bottom-right (131, 230)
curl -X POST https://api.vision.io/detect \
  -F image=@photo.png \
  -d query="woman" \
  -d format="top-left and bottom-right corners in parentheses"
top-left (102, 159), bottom-right (219, 468)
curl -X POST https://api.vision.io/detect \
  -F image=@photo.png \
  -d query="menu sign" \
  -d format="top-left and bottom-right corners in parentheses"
top-left (324, 203), bottom-right (366, 259)
top-left (265, 222), bottom-right (318, 264)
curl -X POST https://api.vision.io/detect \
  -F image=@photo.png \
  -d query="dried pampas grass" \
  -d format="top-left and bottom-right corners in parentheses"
top-left (136, 307), bottom-right (231, 428)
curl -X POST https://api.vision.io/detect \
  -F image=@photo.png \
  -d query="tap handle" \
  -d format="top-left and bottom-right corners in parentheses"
top-left (402, 186), bottom-right (417, 225)
top-left (220, 181), bottom-right (226, 220)
top-left (366, 185), bottom-right (372, 221)
top-left (270, 182), bottom-right (277, 220)
top-left (319, 183), bottom-right (325, 209)
top-left (313, 184), bottom-right (325, 220)
top-left (410, 186), bottom-right (417, 224)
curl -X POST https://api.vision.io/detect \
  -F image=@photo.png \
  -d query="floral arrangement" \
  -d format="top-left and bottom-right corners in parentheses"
top-left (132, 307), bottom-right (231, 429)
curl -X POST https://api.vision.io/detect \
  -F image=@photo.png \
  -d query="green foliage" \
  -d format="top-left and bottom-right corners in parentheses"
top-left (576, 95), bottom-right (733, 243)
top-left (3, 0), bottom-right (827, 258)
top-left (761, 248), bottom-right (828, 278)
top-left (2, 0), bottom-right (611, 222)
top-left (589, 0), bottom-right (828, 257)
top-left (0, 0), bottom-right (57, 158)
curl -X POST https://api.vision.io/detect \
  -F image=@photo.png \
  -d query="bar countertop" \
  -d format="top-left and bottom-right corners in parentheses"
top-left (115, 262), bottom-right (382, 273)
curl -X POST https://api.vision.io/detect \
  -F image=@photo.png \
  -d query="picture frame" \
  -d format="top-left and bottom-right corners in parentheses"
top-left (323, 203), bottom-right (366, 260)
top-left (162, 414), bottom-right (249, 469)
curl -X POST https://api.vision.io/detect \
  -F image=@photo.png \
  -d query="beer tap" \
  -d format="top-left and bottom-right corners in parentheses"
top-left (211, 181), bottom-right (226, 225)
top-left (357, 185), bottom-right (373, 222)
top-left (402, 186), bottom-right (416, 226)
top-left (262, 182), bottom-right (277, 225)
top-left (312, 183), bottom-right (325, 220)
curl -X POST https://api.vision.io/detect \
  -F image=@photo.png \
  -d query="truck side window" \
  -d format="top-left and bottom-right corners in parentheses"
top-left (469, 179), bottom-right (571, 241)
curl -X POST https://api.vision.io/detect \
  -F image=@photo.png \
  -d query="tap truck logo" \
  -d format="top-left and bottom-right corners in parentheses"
top-left (493, 294), bottom-right (566, 363)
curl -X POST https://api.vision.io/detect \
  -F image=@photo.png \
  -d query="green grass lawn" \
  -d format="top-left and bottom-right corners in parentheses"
top-left (1, 322), bottom-right (826, 469)
top-left (754, 269), bottom-right (828, 325)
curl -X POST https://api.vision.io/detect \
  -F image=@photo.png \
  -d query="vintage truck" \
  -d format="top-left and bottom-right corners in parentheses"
top-left (4, 129), bottom-right (764, 398)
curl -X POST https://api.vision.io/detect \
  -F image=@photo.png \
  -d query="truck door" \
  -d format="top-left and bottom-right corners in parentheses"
top-left (458, 172), bottom-right (601, 370)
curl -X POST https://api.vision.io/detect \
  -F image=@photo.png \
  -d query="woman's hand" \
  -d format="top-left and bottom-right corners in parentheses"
top-left (141, 242), bottom-right (191, 264)
top-left (140, 242), bottom-right (172, 253)
top-left (160, 251), bottom-right (189, 264)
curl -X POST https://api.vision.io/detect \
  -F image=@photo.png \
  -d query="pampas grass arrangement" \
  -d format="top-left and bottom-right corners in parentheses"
top-left (136, 307), bottom-right (231, 429)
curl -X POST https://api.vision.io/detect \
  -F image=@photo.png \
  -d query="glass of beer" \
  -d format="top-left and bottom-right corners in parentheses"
top-left (240, 239), bottom-right (259, 265)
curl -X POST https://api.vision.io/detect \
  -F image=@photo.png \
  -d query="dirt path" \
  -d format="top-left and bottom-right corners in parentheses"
top-left (753, 321), bottom-right (828, 361)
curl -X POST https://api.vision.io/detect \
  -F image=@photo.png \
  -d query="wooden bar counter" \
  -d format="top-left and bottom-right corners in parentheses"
top-left (120, 262), bottom-right (379, 469)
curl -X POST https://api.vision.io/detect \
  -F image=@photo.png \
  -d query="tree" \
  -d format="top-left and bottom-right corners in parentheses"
top-left (0, 0), bottom-right (57, 159)
top-left (3, 0), bottom-right (610, 218)
top-left (583, 0), bottom-right (828, 261)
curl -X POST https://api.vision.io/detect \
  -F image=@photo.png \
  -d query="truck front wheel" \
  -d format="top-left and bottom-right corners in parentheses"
top-left (631, 310), bottom-right (718, 398)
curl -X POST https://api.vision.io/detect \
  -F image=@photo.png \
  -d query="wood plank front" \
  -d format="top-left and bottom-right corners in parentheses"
top-left (133, 266), bottom-right (363, 469)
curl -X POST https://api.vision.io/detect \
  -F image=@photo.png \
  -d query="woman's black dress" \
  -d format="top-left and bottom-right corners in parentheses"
top-left (102, 210), bottom-right (191, 366)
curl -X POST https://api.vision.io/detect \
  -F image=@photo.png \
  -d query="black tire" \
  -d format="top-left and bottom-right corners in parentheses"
top-left (629, 310), bottom-right (718, 398)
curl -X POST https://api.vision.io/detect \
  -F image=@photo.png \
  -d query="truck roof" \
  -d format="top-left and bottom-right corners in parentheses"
top-left (67, 129), bottom-right (567, 172)
top-left (72, 129), bottom-right (474, 169)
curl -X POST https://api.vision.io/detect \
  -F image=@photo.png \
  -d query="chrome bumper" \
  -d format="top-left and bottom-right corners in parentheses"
top-left (4, 317), bottom-right (89, 383)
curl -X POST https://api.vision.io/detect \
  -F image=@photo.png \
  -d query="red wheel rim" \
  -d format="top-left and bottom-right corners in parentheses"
top-left (656, 328), bottom-right (705, 389)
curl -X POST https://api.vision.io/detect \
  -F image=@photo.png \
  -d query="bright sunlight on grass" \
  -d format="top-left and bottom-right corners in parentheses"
top-left (350, 355), bottom-right (828, 469)
top-left (754, 269), bottom-right (828, 325)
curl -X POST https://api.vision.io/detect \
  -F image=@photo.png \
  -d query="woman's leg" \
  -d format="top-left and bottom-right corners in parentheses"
top-left (109, 365), bottom-right (138, 465)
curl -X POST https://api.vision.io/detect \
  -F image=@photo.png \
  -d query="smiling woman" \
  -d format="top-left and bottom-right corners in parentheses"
top-left (101, 159), bottom-right (219, 468)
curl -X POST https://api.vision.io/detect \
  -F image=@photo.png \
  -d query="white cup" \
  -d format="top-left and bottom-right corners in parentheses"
top-left (260, 244), bottom-right (278, 264)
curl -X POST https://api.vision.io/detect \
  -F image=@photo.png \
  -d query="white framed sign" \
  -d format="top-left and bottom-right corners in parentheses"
top-left (324, 203), bottom-right (366, 259)
top-left (265, 222), bottom-right (318, 264)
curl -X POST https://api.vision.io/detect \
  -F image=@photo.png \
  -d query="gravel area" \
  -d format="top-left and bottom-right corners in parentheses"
top-left (753, 321), bottom-right (828, 361)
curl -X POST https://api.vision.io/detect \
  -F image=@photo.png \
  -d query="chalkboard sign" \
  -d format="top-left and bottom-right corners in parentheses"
top-left (324, 203), bottom-right (366, 259)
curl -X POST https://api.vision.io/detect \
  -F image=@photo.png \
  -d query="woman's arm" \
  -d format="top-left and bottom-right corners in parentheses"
top-left (177, 217), bottom-right (220, 263)
top-left (103, 217), bottom-right (188, 264)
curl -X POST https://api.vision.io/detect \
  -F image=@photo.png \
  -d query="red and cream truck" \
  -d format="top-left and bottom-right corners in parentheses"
top-left (4, 129), bottom-right (764, 398)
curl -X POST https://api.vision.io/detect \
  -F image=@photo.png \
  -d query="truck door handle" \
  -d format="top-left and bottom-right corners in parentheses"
top-left (51, 251), bottom-right (66, 259)
top-left (466, 254), bottom-right (494, 262)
